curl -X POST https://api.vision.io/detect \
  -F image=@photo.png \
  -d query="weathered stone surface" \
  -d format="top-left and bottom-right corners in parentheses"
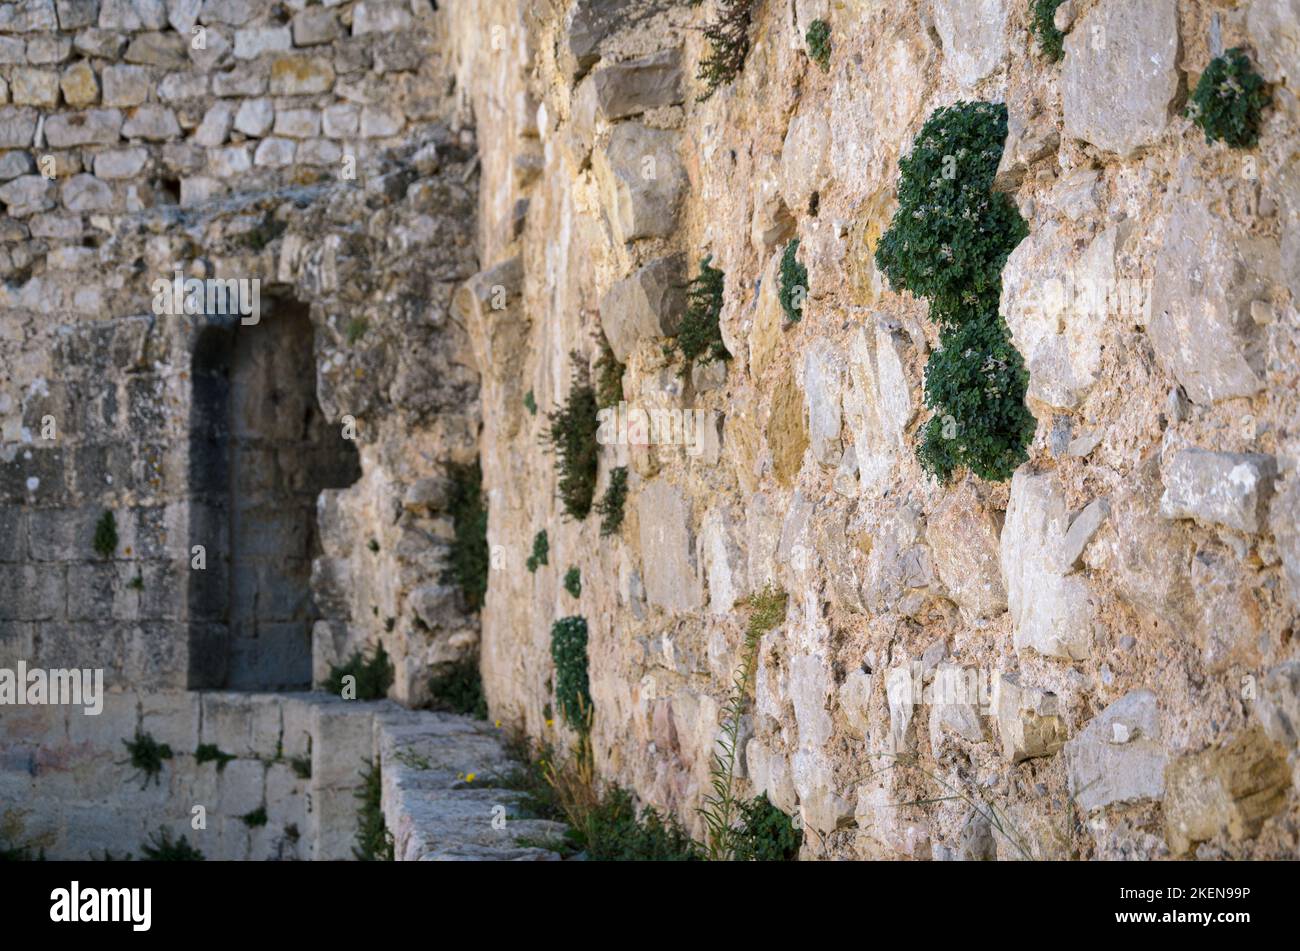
top-left (0, 0), bottom-right (58, 32)
top-left (593, 122), bottom-right (685, 244)
top-left (563, 0), bottom-right (672, 78)
top-left (802, 338), bottom-right (843, 468)
top-left (1148, 185), bottom-right (1278, 405)
top-left (864, 505), bottom-right (937, 619)
top-left (931, 0), bottom-right (1009, 88)
top-left (751, 178), bottom-right (795, 254)
top-left (843, 319), bottom-right (913, 493)
top-left (1058, 497), bottom-right (1109, 572)
top-left (11, 68), bottom-right (59, 108)
top-left (94, 147), bottom-right (148, 179)
top-left (599, 255), bottom-right (684, 363)
top-left (927, 482), bottom-right (1006, 619)
top-left (1159, 449), bottom-right (1277, 535)
top-left (61, 173), bottom-right (113, 212)
top-left (1002, 470), bottom-right (1094, 661)
top-left (1248, 0), bottom-right (1300, 85)
top-left (636, 480), bottom-right (702, 613)
top-left (59, 60), bottom-right (99, 107)
top-left (1164, 727), bottom-right (1290, 854)
top-left (122, 105), bottom-right (181, 140)
top-left (102, 65), bottom-right (151, 107)
top-left (768, 368), bottom-right (809, 488)
top-left (780, 112), bottom-right (831, 215)
top-left (1271, 476), bottom-right (1300, 608)
top-left (701, 504), bottom-right (747, 614)
top-left (587, 49), bottom-right (683, 121)
top-left (0, 107), bottom-right (39, 148)
top-left (928, 664), bottom-right (986, 754)
top-left (1065, 690), bottom-right (1167, 812)
top-left (993, 672), bottom-right (1067, 764)
top-left (1061, 0), bottom-right (1179, 157)
top-left (270, 55), bottom-right (335, 96)
top-left (45, 108), bottom-right (122, 146)
top-left (0, 174), bottom-right (55, 216)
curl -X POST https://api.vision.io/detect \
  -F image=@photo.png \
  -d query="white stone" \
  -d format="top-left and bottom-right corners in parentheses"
top-left (1159, 449), bottom-right (1277, 535)
top-left (931, 0), bottom-right (1009, 88)
top-left (636, 480), bottom-right (702, 614)
top-left (780, 112), bottom-right (831, 215)
top-left (1064, 690), bottom-right (1167, 811)
top-left (234, 98), bottom-right (273, 137)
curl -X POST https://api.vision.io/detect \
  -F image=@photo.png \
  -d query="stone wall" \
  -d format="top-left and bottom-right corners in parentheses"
top-left (448, 0), bottom-right (1300, 859)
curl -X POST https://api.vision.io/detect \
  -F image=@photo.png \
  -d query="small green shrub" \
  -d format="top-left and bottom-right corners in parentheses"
top-left (523, 389), bottom-right (538, 416)
top-left (692, 0), bottom-right (754, 100)
top-left (290, 755), bottom-right (312, 779)
top-left (346, 318), bottom-right (368, 344)
top-left (543, 353), bottom-right (600, 520)
top-left (1030, 0), bottom-right (1067, 62)
top-left (526, 529), bottom-right (549, 573)
top-left (127, 573), bottom-right (144, 591)
top-left (122, 730), bottom-right (172, 789)
top-left (778, 238), bottom-right (808, 323)
top-left (595, 467), bottom-right (629, 537)
top-left (731, 793), bottom-right (802, 861)
top-left (427, 655), bottom-right (489, 720)
top-left (563, 566), bottom-right (581, 598)
top-left (443, 460), bottom-right (489, 612)
top-left (667, 256), bottom-right (729, 377)
top-left (1187, 48), bottom-right (1271, 149)
top-left (239, 806), bottom-right (267, 828)
top-left (806, 18), bottom-right (831, 71)
top-left (875, 101), bottom-right (1033, 484)
top-left (93, 510), bottom-right (117, 559)
top-left (594, 339), bottom-right (624, 410)
top-left (367, 538), bottom-right (379, 553)
top-left (580, 787), bottom-right (701, 861)
top-left (194, 744), bottom-right (235, 772)
top-left (324, 643), bottom-right (394, 701)
top-left (353, 760), bottom-right (394, 861)
top-left (550, 616), bottom-right (591, 729)
top-left (139, 828), bottom-right (204, 861)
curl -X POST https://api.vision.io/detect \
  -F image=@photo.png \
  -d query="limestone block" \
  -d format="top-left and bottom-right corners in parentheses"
top-left (99, 0), bottom-right (167, 30)
top-left (0, 0), bottom-right (58, 32)
top-left (593, 122), bottom-right (686, 244)
top-left (293, 7), bottom-right (339, 46)
top-left (56, 0), bottom-right (99, 30)
top-left (270, 55), bottom-right (335, 96)
top-left (563, 0), bottom-right (672, 78)
top-left (0, 174), bottom-right (56, 216)
top-left (751, 178), bottom-right (795, 255)
top-left (11, 69), bottom-right (59, 108)
top-left (274, 107), bottom-right (321, 139)
top-left (931, 0), bottom-right (1009, 88)
top-left (701, 504), bottom-right (747, 614)
top-left (0, 107), bottom-right (38, 148)
top-left (1159, 449), bottom-right (1277, 535)
top-left (1164, 727), bottom-right (1290, 854)
top-left (885, 664), bottom-right (917, 752)
top-left (124, 32), bottom-right (189, 68)
top-left (1061, 0), bottom-right (1179, 157)
top-left (927, 482), bottom-right (1006, 619)
top-left (352, 0), bottom-right (411, 36)
top-left (253, 137), bottom-right (295, 166)
top-left (44, 108), bottom-right (123, 147)
top-left (199, 0), bottom-right (258, 27)
top-left (844, 319), bottom-right (913, 492)
top-left (122, 105), bottom-right (181, 141)
top-left (322, 102), bottom-right (359, 138)
top-left (360, 105), bottom-right (404, 138)
top-left (992, 672), bottom-right (1066, 763)
top-left (802, 338), bottom-right (844, 467)
top-left (780, 112), bottom-right (831, 215)
top-left (864, 505), bottom-right (935, 619)
top-left (215, 757), bottom-right (265, 817)
top-left (1001, 469), bottom-right (1095, 661)
top-left (192, 100), bottom-right (236, 147)
top-left (746, 739), bottom-right (798, 815)
top-left (1271, 476), bottom-right (1300, 608)
top-left (61, 173), bottom-right (113, 212)
top-left (1064, 690), bottom-right (1167, 812)
top-left (60, 61), bottom-right (100, 107)
top-left (587, 49), bottom-right (683, 121)
top-left (234, 25), bottom-right (291, 59)
top-left (1148, 191), bottom-right (1278, 404)
top-left (636, 480), bottom-right (703, 613)
top-left (1248, 0), bottom-right (1300, 85)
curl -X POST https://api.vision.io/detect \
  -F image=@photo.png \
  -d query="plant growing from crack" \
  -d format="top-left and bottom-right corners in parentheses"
top-left (443, 460), bottom-right (489, 611)
top-left (324, 642), bottom-right (394, 701)
top-left (666, 256), bottom-right (729, 378)
top-left (563, 566), bottom-right (581, 598)
top-left (194, 743), bottom-right (235, 772)
top-left (526, 529), bottom-right (549, 573)
top-left (550, 616), bottom-right (592, 730)
top-left (1030, 0), bottom-right (1068, 62)
top-left (93, 510), bottom-right (118, 559)
top-left (806, 19), bottom-right (831, 71)
top-left (690, 0), bottom-right (754, 100)
top-left (1187, 48), bottom-right (1271, 149)
top-left (778, 238), bottom-right (808, 323)
top-left (353, 759), bottom-right (394, 861)
top-left (121, 729), bottom-right (173, 789)
top-left (595, 466), bottom-right (629, 537)
top-left (543, 352), bottom-right (600, 520)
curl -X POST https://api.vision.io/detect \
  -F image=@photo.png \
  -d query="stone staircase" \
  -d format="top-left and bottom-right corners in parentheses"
top-left (374, 710), bottom-right (568, 861)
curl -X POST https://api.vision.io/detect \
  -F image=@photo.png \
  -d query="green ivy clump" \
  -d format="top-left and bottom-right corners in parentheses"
top-left (731, 793), bottom-right (802, 861)
top-left (778, 238), bottom-right (808, 323)
top-left (122, 730), bottom-right (173, 788)
top-left (93, 510), bottom-right (118, 558)
top-left (691, 0), bottom-right (754, 100)
top-left (595, 466), bottom-right (629, 537)
top-left (1187, 48), bottom-right (1271, 149)
top-left (543, 353), bottom-right (600, 520)
top-left (563, 567), bottom-right (581, 598)
top-left (806, 19), bottom-right (831, 71)
top-left (667, 256), bottom-right (730, 377)
top-left (443, 461), bottom-right (489, 612)
top-left (874, 101), bottom-right (1034, 484)
top-left (324, 643), bottom-right (394, 701)
top-left (353, 760), bottom-right (394, 861)
top-left (580, 788), bottom-right (701, 861)
top-left (427, 655), bottom-right (489, 720)
top-left (194, 744), bottom-right (235, 772)
top-left (1030, 0), bottom-right (1067, 62)
top-left (526, 529), bottom-right (549, 573)
top-left (594, 339), bottom-right (624, 410)
top-left (550, 616), bottom-right (591, 729)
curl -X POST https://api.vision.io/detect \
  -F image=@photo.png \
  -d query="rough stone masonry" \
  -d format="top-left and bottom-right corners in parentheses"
top-left (2, 0), bottom-right (1300, 861)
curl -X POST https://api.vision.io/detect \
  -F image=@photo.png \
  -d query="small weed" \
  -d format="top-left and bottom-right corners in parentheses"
top-left (194, 744), bottom-right (235, 772)
top-left (731, 793), bottom-right (802, 861)
top-left (427, 655), bottom-right (489, 720)
top-left (543, 353), bottom-right (600, 520)
top-left (324, 642), bottom-right (394, 701)
top-left (526, 529), bottom-right (549, 573)
top-left (1030, 0), bottom-right (1067, 62)
top-left (806, 19), bottom-right (831, 71)
top-left (524, 389), bottom-right (538, 415)
top-left (367, 538), bottom-right (379, 553)
top-left (346, 318), bottom-right (368, 345)
top-left (354, 760), bottom-right (394, 861)
top-left (595, 466), bottom-right (629, 537)
top-left (240, 806), bottom-right (267, 828)
top-left (93, 510), bottom-right (118, 559)
top-left (122, 730), bottom-right (173, 789)
top-left (290, 755), bottom-right (312, 779)
top-left (692, 0), bottom-right (754, 100)
top-left (1187, 48), bottom-right (1271, 149)
top-left (139, 828), bottom-right (204, 861)
top-left (563, 567), bottom-right (581, 598)
top-left (667, 256), bottom-right (729, 377)
top-left (550, 616), bottom-right (592, 729)
top-left (778, 238), bottom-right (808, 323)
top-left (594, 338), bottom-right (624, 410)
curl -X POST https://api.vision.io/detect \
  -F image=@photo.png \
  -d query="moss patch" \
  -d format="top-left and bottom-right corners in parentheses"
top-left (194, 744), bottom-right (235, 772)
top-left (563, 566), bottom-right (581, 598)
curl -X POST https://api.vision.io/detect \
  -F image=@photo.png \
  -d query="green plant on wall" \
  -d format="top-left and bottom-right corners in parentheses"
top-left (550, 616), bottom-right (591, 730)
top-left (194, 744), bottom-right (235, 772)
top-left (354, 760), bottom-right (394, 861)
top-left (443, 460), bottom-right (489, 612)
top-left (523, 389), bottom-right (537, 415)
top-left (139, 828), bottom-right (204, 861)
top-left (778, 238), bottom-right (808, 323)
top-left (731, 793), bottom-right (802, 861)
top-left (121, 730), bottom-right (173, 789)
top-left (427, 655), bottom-right (488, 720)
top-left (1030, 0), bottom-right (1068, 62)
top-left (700, 586), bottom-right (787, 860)
top-left (690, 0), bottom-right (754, 99)
top-left (563, 567), bottom-right (581, 598)
top-left (325, 643), bottom-right (394, 701)
top-left (543, 353), bottom-right (600, 520)
top-left (1187, 48), bottom-right (1271, 149)
top-left (667, 256), bottom-right (729, 377)
top-left (526, 529), bottom-right (549, 573)
top-left (595, 467), bottom-right (629, 537)
top-left (874, 101), bottom-right (1034, 484)
top-left (594, 338), bottom-right (624, 410)
top-left (93, 510), bottom-right (118, 558)
top-left (806, 18), bottom-right (831, 71)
